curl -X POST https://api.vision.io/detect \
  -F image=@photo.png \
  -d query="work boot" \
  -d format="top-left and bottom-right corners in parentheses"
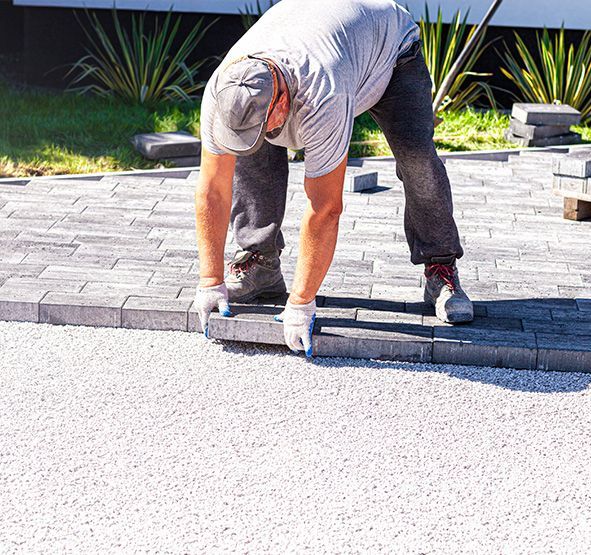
top-left (225, 249), bottom-right (287, 303)
top-left (424, 262), bottom-right (474, 324)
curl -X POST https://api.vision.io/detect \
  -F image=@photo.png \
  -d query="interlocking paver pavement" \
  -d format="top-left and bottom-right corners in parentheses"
top-left (1, 152), bottom-right (590, 371)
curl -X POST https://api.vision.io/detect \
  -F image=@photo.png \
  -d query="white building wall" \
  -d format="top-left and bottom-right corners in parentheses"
top-left (12, 0), bottom-right (591, 31)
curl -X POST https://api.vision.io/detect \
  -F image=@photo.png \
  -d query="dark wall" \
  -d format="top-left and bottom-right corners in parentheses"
top-left (0, 1), bottom-right (24, 54)
top-left (20, 7), bottom-right (245, 89)
top-left (0, 3), bottom-right (587, 109)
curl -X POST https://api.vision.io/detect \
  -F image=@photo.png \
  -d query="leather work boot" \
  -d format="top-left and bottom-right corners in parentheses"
top-left (225, 249), bottom-right (287, 303)
top-left (424, 262), bottom-right (474, 324)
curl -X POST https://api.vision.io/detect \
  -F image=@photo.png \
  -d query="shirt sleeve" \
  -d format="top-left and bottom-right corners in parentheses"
top-left (199, 71), bottom-right (227, 156)
top-left (300, 93), bottom-right (354, 179)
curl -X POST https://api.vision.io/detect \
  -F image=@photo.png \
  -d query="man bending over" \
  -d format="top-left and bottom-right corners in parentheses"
top-left (194, 0), bottom-right (473, 356)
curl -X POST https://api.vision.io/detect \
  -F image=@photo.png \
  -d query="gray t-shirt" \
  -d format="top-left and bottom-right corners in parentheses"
top-left (200, 0), bottom-right (419, 178)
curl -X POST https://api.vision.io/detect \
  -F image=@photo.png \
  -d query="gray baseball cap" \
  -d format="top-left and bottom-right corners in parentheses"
top-left (212, 55), bottom-right (276, 156)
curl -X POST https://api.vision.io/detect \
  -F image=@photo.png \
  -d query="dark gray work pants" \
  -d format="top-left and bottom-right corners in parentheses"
top-left (230, 43), bottom-right (464, 265)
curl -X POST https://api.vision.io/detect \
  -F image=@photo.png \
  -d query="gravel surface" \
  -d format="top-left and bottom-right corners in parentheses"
top-left (1, 321), bottom-right (591, 554)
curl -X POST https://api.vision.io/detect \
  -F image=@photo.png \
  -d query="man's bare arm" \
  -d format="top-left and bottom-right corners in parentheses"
top-left (194, 148), bottom-right (236, 287)
top-left (289, 156), bottom-right (348, 305)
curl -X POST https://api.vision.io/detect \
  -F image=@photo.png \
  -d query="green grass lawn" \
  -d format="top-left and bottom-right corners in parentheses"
top-left (1, 83), bottom-right (590, 178)
top-left (0, 84), bottom-right (201, 178)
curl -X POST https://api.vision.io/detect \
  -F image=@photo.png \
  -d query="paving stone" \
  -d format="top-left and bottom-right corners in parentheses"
top-left (433, 328), bottom-right (538, 370)
top-left (22, 252), bottom-right (117, 268)
top-left (509, 120), bottom-right (571, 140)
top-left (132, 131), bottom-right (201, 160)
top-left (314, 319), bottom-right (432, 362)
top-left (523, 319), bottom-right (591, 336)
top-left (0, 264), bottom-right (47, 285)
top-left (38, 266), bottom-right (153, 285)
top-left (324, 296), bottom-right (405, 312)
top-left (511, 103), bottom-right (582, 126)
top-left (0, 277), bottom-right (85, 294)
top-left (80, 282), bottom-right (181, 299)
top-left (0, 289), bottom-right (47, 322)
top-left (161, 156), bottom-right (201, 168)
top-left (357, 309), bottom-right (423, 325)
top-left (552, 149), bottom-right (591, 178)
top-left (536, 334), bottom-right (591, 372)
top-left (552, 175), bottom-right (589, 195)
top-left (122, 297), bottom-right (191, 331)
top-left (40, 292), bottom-right (126, 328)
top-left (344, 169), bottom-right (379, 193)
top-left (74, 245), bottom-right (164, 262)
top-left (423, 315), bottom-right (523, 331)
top-left (207, 306), bottom-right (285, 345)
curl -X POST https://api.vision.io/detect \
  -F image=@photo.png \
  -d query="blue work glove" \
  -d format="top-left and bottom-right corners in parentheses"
top-left (194, 283), bottom-right (232, 338)
top-left (274, 299), bottom-right (316, 357)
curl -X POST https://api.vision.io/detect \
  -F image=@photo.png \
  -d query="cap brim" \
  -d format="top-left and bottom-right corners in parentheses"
top-left (213, 114), bottom-right (268, 157)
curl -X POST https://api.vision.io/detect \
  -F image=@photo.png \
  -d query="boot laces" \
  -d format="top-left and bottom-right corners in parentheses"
top-left (425, 263), bottom-right (457, 292)
top-left (229, 252), bottom-right (261, 277)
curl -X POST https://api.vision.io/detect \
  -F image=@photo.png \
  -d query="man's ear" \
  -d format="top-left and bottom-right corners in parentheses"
top-left (277, 91), bottom-right (290, 113)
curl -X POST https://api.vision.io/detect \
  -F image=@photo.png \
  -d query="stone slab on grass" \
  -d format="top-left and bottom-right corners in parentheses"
top-left (511, 103), bottom-right (582, 126)
top-left (509, 120), bottom-right (571, 140)
top-left (505, 130), bottom-right (582, 148)
top-left (161, 156), bottom-right (201, 168)
top-left (132, 131), bottom-right (201, 160)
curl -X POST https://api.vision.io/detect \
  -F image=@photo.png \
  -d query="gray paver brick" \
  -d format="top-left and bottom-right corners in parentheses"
top-left (536, 333), bottom-right (591, 372)
top-left (344, 169), bottom-right (379, 193)
top-left (40, 292), bottom-right (126, 327)
top-left (81, 282), bottom-right (181, 299)
top-left (208, 308), bottom-right (285, 345)
top-left (0, 289), bottom-right (47, 322)
top-left (122, 297), bottom-right (191, 331)
top-left (553, 149), bottom-right (591, 178)
top-left (0, 277), bottom-right (85, 294)
top-left (433, 328), bottom-right (538, 370)
top-left (511, 103), bottom-right (582, 126)
top-left (523, 319), bottom-right (591, 336)
top-left (314, 321), bottom-right (432, 362)
top-left (38, 266), bottom-right (153, 285)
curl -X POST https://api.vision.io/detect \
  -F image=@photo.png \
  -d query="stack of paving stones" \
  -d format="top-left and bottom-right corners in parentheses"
top-left (0, 154), bottom-right (590, 372)
top-left (132, 131), bottom-right (201, 167)
top-left (552, 148), bottom-right (591, 221)
top-left (505, 103), bottom-right (582, 147)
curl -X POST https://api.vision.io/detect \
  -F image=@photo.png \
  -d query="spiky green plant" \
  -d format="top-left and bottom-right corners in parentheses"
top-left (419, 5), bottom-right (496, 113)
top-left (68, 10), bottom-right (217, 105)
top-left (501, 27), bottom-right (591, 123)
top-left (240, 0), bottom-right (277, 31)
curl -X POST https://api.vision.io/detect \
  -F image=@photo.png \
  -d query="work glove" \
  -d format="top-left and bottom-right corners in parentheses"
top-left (274, 299), bottom-right (316, 357)
top-left (194, 283), bottom-right (232, 338)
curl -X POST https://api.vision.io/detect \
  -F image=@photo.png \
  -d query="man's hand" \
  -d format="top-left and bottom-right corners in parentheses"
top-left (194, 283), bottom-right (232, 338)
top-left (275, 299), bottom-right (316, 357)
